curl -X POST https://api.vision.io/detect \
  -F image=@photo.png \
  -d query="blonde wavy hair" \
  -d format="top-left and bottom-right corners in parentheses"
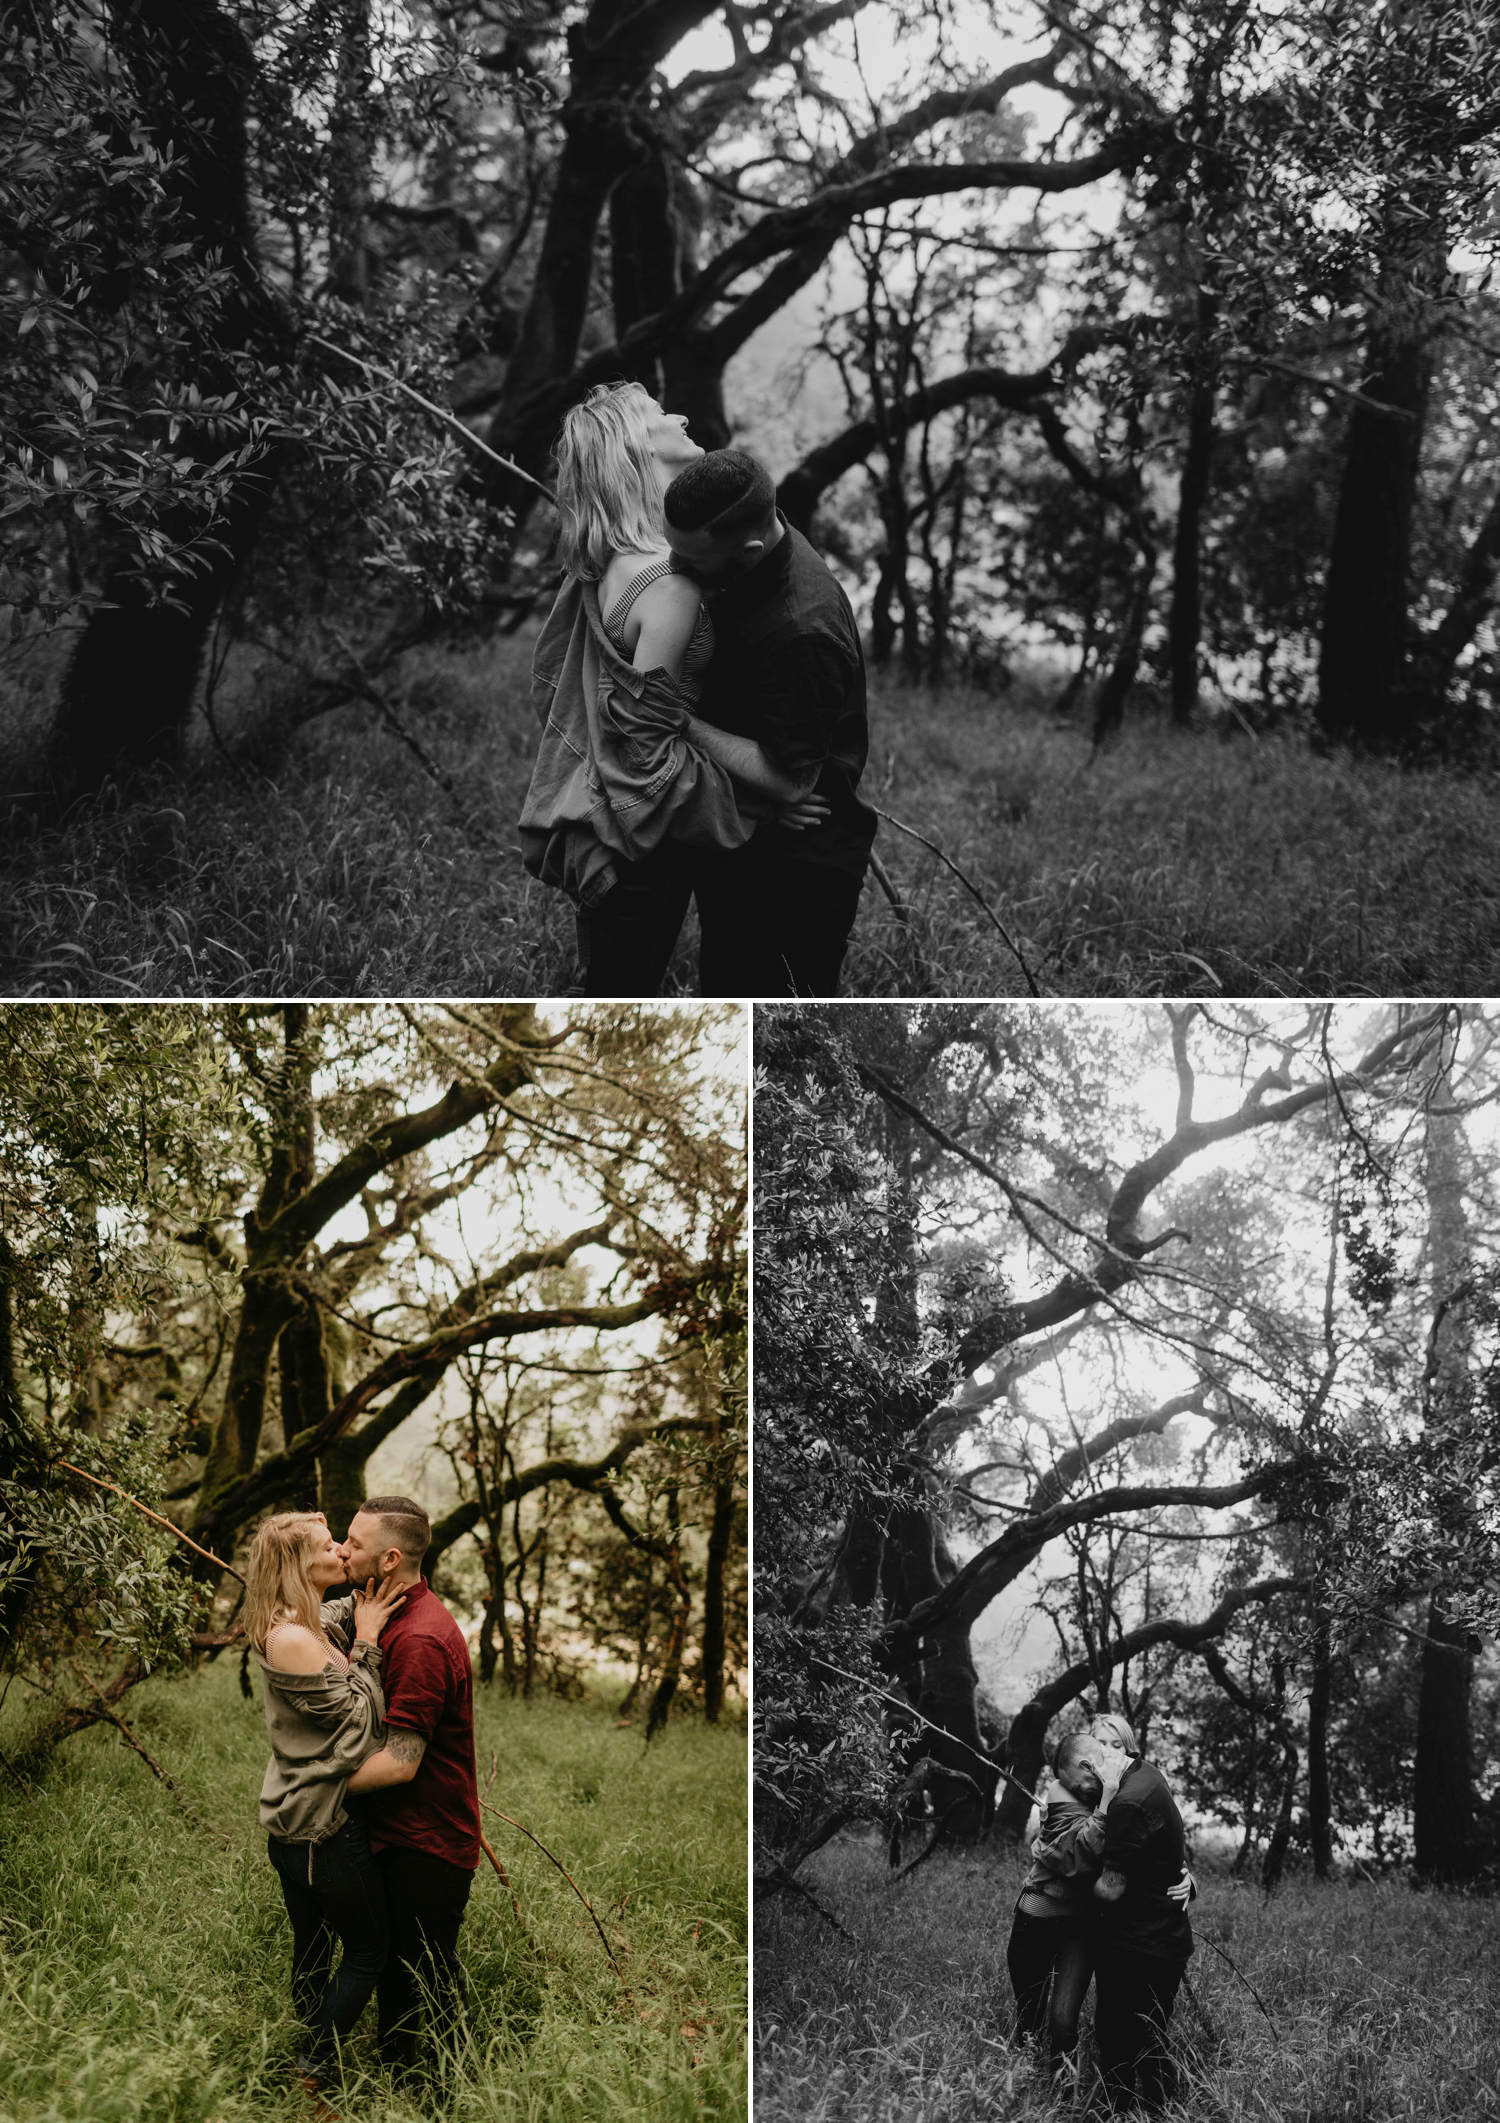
top-left (244, 1511), bottom-right (328, 1656)
top-left (554, 381), bottom-right (668, 581)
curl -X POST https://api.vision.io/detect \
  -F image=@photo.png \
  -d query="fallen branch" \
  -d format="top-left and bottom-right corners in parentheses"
top-left (756, 1864), bottom-right (858, 1941)
top-left (68, 1658), bottom-right (198, 1821)
top-left (54, 1461), bottom-right (244, 1585)
top-left (308, 334), bottom-right (558, 502)
top-left (479, 1829), bottom-right (527, 1926)
top-left (871, 807), bottom-right (1042, 996)
top-left (190, 1625), bottom-right (246, 1649)
top-left (813, 1654), bottom-right (1042, 1811)
top-left (1193, 1923), bottom-right (1281, 2036)
top-left (480, 1798), bottom-right (629, 1988)
top-left (867, 848), bottom-right (912, 926)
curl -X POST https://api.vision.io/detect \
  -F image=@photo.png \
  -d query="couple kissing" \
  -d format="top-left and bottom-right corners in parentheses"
top-left (244, 1497), bottom-right (477, 2113)
top-left (519, 383), bottom-right (877, 998)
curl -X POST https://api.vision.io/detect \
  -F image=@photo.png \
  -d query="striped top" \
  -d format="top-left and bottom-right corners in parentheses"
top-left (265, 1619), bottom-right (351, 1676)
top-left (601, 559), bottom-right (715, 705)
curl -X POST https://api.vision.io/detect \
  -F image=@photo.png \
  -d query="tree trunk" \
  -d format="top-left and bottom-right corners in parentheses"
top-left (51, 0), bottom-right (290, 792)
top-left (1413, 1601), bottom-right (1475, 1882)
top-left (1315, 318), bottom-right (1432, 749)
top-left (1413, 1054), bottom-right (1476, 1881)
top-left (0, 1240), bottom-right (35, 1655)
top-left (1307, 1608), bottom-right (1333, 1878)
top-left (646, 1501), bottom-right (691, 1742)
top-left (1260, 1738), bottom-right (1298, 1890)
top-left (1091, 537), bottom-right (1156, 745)
top-left (1167, 340), bottom-right (1216, 727)
top-left (609, 141), bottom-right (676, 393)
top-left (701, 1468), bottom-right (736, 1722)
top-left (326, 0), bottom-right (372, 306)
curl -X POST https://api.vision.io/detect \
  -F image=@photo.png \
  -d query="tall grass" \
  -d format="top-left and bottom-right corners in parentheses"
top-left (853, 675), bottom-right (1500, 997)
top-left (755, 1832), bottom-right (1500, 2123)
top-left (4, 628), bottom-right (1496, 995)
top-left (0, 1658), bottom-right (746, 2122)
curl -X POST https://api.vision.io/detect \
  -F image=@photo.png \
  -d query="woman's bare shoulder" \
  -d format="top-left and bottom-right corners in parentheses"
top-left (602, 548), bottom-right (685, 607)
top-left (265, 1623), bottom-right (331, 1674)
top-left (631, 568), bottom-right (700, 619)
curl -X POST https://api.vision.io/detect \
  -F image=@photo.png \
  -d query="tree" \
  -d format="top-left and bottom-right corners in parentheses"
top-left (4, 1), bottom-right (506, 790)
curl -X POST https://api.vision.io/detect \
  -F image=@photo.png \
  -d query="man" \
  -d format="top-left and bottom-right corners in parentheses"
top-left (662, 448), bottom-right (877, 996)
top-left (1087, 1712), bottom-right (1194, 2113)
top-left (339, 1496), bottom-right (480, 2089)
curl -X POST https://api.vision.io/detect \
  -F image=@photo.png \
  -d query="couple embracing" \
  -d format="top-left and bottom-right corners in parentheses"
top-left (244, 1496), bottom-right (477, 2113)
top-left (1007, 1712), bottom-right (1195, 2113)
top-left (519, 383), bottom-right (877, 998)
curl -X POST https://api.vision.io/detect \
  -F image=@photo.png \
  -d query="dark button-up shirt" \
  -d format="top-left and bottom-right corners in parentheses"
top-left (365, 1578), bottom-right (480, 1872)
top-left (695, 517), bottom-right (877, 878)
top-left (1095, 1757), bottom-right (1194, 1963)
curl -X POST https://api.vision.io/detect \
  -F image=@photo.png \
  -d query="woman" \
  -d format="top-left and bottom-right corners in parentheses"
top-left (519, 381), bottom-right (825, 995)
top-left (246, 1510), bottom-right (406, 2105)
top-left (1006, 1733), bottom-right (1122, 2080)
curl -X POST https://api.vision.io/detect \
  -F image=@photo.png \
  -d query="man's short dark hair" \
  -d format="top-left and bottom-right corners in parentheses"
top-left (360, 1494), bottom-right (431, 1563)
top-left (1054, 1733), bottom-right (1097, 1784)
top-left (664, 448), bottom-right (777, 537)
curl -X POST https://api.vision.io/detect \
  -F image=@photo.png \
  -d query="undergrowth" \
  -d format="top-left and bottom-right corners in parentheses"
top-left (755, 1831), bottom-right (1500, 2122)
top-left (0, 1657), bottom-right (746, 2122)
top-left (4, 628), bottom-right (1496, 996)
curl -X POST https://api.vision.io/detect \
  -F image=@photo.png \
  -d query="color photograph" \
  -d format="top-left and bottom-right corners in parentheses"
top-left (0, 1001), bottom-right (747, 2123)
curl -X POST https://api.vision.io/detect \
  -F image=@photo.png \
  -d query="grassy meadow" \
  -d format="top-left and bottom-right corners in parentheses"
top-left (755, 1831), bottom-right (1500, 2123)
top-left (0, 1656), bottom-right (746, 2123)
top-left (4, 625), bottom-right (1499, 995)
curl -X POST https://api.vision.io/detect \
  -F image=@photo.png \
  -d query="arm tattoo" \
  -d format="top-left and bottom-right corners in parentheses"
top-left (388, 1729), bottom-right (428, 1767)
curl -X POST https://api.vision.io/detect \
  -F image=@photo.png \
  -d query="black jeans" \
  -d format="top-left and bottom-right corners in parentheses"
top-left (1092, 1945), bottom-right (1186, 2112)
top-left (575, 845), bottom-right (692, 996)
top-left (690, 842), bottom-right (867, 996)
top-left (267, 1813), bottom-right (389, 2081)
top-left (374, 1846), bottom-right (475, 2077)
top-left (1006, 1909), bottom-right (1094, 2070)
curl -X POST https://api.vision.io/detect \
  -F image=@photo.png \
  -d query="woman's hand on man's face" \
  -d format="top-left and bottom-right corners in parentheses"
top-left (352, 1572), bottom-right (406, 1643)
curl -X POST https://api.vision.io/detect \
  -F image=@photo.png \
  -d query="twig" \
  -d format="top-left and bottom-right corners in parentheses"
top-left (1193, 1923), bottom-right (1281, 2036)
top-left (1181, 1967), bottom-right (1222, 2045)
top-left (872, 806), bottom-right (1042, 996)
top-left (479, 1798), bottom-right (629, 1988)
top-left (68, 1659), bottom-right (198, 1821)
top-left (889, 1773), bottom-right (984, 1884)
top-left (757, 1865), bottom-right (858, 1941)
top-left (307, 334), bottom-right (557, 502)
top-left (0, 1743), bottom-right (34, 1797)
top-left (813, 1654), bottom-right (1042, 1809)
top-left (867, 848), bottom-right (911, 926)
top-left (479, 1829), bottom-right (527, 1926)
top-left (54, 1460), bottom-right (245, 1584)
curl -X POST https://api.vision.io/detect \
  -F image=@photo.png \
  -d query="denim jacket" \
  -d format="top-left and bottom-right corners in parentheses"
top-left (519, 574), bottom-right (752, 910)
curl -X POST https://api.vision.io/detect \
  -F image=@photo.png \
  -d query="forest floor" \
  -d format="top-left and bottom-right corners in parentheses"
top-left (754, 1830), bottom-right (1500, 2123)
top-left (0, 1657), bottom-right (746, 2123)
top-left (5, 626), bottom-right (1498, 996)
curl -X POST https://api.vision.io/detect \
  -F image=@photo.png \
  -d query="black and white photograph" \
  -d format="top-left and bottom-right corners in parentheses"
top-left (6, 2), bottom-right (1500, 998)
top-left (755, 999), bottom-right (1500, 2120)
